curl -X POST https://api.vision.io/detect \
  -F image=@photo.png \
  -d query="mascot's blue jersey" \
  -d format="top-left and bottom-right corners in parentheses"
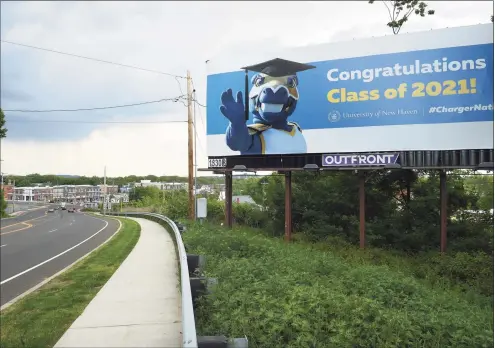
top-left (247, 122), bottom-right (307, 155)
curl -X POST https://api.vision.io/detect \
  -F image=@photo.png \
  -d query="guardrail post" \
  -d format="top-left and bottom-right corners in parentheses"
top-left (190, 277), bottom-right (217, 302)
top-left (187, 254), bottom-right (206, 276)
top-left (197, 336), bottom-right (249, 348)
top-left (197, 336), bottom-right (228, 348)
top-left (228, 337), bottom-right (249, 348)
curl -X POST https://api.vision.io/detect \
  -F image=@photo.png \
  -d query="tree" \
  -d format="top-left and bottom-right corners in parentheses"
top-left (369, 0), bottom-right (435, 35)
top-left (0, 108), bottom-right (7, 139)
top-left (0, 190), bottom-right (7, 218)
top-left (464, 174), bottom-right (494, 211)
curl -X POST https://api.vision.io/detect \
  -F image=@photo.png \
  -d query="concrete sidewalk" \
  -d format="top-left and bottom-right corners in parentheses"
top-left (54, 218), bottom-right (182, 348)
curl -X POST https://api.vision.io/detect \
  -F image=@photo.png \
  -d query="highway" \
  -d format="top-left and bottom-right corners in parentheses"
top-left (0, 207), bottom-right (120, 307)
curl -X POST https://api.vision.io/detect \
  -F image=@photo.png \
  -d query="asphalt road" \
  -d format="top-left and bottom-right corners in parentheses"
top-left (0, 209), bottom-right (120, 306)
top-left (0, 205), bottom-right (52, 227)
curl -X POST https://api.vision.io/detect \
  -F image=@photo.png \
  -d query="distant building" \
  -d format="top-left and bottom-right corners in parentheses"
top-left (132, 180), bottom-right (188, 191)
top-left (0, 184), bottom-right (13, 200)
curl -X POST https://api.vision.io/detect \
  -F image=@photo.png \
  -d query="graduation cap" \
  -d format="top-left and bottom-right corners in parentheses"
top-left (240, 58), bottom-right (316, 120)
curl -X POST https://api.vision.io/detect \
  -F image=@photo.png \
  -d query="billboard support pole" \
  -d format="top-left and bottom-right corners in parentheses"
top-left (225, 172), bottom-right (233, 228)
top-left (284, 171), bottom-right (292, 242)
top-left (359, 171), bottom-right (366, 249)
top-left (440, 170), bottom-right (448, 253)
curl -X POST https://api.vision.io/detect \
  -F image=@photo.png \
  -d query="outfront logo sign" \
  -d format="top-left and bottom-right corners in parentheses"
top-left (322, 153), bottom-right (399, 167)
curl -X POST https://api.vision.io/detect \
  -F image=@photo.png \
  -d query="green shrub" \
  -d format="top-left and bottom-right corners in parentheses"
top-left (206, 198), bottom-right (224, 223)
top-left (232, 203), bottom-right (268, 228)
top-left (184, 223), bottom-right (493, 348)
top-left (424, 251), bottom-right (494, 296)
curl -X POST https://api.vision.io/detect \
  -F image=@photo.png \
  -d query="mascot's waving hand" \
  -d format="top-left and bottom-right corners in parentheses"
top-left (220, 58), bottom-right (316, 155)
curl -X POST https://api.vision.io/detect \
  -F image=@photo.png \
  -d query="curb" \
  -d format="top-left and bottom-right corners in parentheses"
top-left (0, 215), bottom-right (125, 312)
top-left (1, 212), bottom-right (27, 220)
top-left (2, 206), bottom-right (49, 220)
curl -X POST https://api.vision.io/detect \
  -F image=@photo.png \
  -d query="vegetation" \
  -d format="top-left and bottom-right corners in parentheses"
top-left (0, 173), bottom-right (224, 188)
top-left (130, 170), bottom-right (493, 296)
top-left (184, 223), bottom-right (493, 348)
top-left (0, 108), bottom-right (7, 139)
top-left (369, 0), bottom-right (435, 35)
top-left (0, 189), bottom-right (7, 218)
top-left (0, 217), bottom-right (140, 348)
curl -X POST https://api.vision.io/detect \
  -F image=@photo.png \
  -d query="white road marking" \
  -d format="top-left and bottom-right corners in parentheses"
top-left (48, 229), bottom-right (58, 233)
top-left (0, 218), bottom-right (109, 285)
top-left (0, 245), bottom-right (6, 248)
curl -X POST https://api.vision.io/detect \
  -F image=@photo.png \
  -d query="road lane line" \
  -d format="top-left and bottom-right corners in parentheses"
top-left (48, 229), bottom-right (58, 233)
top-left (0, 216), bottom-right (58, 236)
top-left (0, 219), bottom-right (110, 285)
top-left (0, 217), bottom-right (123, 312)
top-left (0, 212), bottom-right (49, 230)
top-left (0, 222), bottom-right (33, 235)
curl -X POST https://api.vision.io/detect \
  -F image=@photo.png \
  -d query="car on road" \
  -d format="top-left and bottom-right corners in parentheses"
top-left (68, 208), bottom-right (75, 213)
top-left (47, 208), bottom-right (55, 213)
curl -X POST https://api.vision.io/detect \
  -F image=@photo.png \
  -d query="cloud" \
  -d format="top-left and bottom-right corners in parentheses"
top-left (1, 89), bottom-right (33, 103)
top-left (0, 1), bottom-right (492, 176)
top-left (1, 114), bottom-right (195, 177)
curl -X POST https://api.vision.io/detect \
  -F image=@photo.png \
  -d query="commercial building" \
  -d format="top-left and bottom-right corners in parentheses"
top-left (7, 184), bottom-right (118, 203)
top-left (134, 180), bottom-right (188, 191)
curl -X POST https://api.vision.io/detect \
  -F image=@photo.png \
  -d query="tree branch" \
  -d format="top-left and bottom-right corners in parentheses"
top-left (381, 0), bottom-right (394, 22)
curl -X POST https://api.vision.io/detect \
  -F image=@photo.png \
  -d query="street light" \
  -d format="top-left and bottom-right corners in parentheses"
top-left (476, 162), bottom-right (494, 171)
top-left (303, 164), bottom-right (320, 172)
top-left (233, 165), bottom-right (248, 172)
top-left (384, 163), bottom-right (402, 169)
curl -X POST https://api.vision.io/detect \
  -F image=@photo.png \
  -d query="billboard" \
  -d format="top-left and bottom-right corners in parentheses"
top-left (206, 24), bottom-right (494, 158)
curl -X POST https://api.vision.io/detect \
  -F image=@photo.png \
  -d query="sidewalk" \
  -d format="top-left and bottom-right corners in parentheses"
top-left (54, 218), bottom-right (182, 348)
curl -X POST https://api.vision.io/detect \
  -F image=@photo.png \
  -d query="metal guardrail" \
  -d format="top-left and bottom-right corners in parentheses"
top-left (106, 212), bottom-right (249, 348)
top-left (107, 212), bottom-right (198, 348)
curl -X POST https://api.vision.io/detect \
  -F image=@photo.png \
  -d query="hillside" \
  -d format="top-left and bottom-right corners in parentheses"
top-left (184, 223), bottom-right (493, 348)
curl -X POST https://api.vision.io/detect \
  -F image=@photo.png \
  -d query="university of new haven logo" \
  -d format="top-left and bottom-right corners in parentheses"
top-left (328, 110), bottom-right (341, 122)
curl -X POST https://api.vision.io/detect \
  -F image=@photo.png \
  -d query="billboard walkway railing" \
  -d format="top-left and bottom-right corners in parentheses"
top-left (106, 212), bottom-right (248, 348)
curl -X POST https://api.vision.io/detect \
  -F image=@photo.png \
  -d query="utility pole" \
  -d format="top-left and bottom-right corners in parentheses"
top-left (187, 70), bottom-right (195, 220)
top-left (12, 179), bottom-right (15, 213)
top-left (103, 166), bottom-right (107, 216)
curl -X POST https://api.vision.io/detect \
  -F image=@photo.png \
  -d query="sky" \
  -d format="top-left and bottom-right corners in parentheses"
top-left (0, 1), bottom-right (493, 177)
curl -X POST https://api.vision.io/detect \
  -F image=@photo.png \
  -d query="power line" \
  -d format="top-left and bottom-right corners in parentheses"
top-left (194, 91), bottom-right (206, 133)
top-left (193, 99), bottom-right (206, 156)
top-left (1, 39), bottom-right (186, 79)
top-left (6, 119), bottom-right (187, 124)
top-left (175, 77), bottom-right (188, 107)
top-left (191, 79), bottom-right (207, 107)
top-left (193, 99), bottom-right (207, 108)
top-left (3, 95), bottom-right (187, 113)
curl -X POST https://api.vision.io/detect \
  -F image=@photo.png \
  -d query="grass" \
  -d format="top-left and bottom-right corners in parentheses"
top-left (291, 233), bottom-right (494, 298)
top-left (183, 223), bottom-right (494, 348)
top-left (0, 217), bottom-right (141, 348)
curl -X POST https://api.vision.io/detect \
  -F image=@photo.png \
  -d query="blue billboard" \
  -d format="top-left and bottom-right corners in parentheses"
top-left (206, 26), bottom-right (494, 157)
